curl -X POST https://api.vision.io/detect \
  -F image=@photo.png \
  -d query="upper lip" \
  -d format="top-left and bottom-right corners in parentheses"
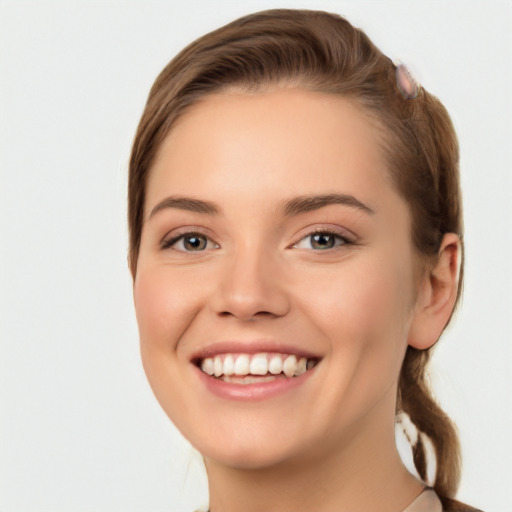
top-left (190, 340), bottom-right (322, 363)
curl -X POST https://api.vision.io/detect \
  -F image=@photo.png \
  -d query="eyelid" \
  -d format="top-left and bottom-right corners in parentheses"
top-left (160, 227), bottom-right (219, 251)
top-left (291, 225), bottom-right (357, 250)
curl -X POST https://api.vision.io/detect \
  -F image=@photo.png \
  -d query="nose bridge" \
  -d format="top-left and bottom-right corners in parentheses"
top-left (213, 239), bottom-right (289, 320)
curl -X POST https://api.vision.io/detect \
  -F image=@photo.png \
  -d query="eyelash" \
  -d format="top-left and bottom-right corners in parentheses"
top-left (161, 229), bottom-right (353, 252)
top-left (292, 229), bottom-right (352, 251)
top-left (161, 231), bottom-right (218, 252)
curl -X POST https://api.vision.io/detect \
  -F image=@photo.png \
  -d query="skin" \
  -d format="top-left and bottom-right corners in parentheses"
top-left (132, 88), bottom-right (459, 512)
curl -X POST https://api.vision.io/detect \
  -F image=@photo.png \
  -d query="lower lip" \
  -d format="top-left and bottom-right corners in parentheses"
top-left (194, 365), bottom-right (316, 401)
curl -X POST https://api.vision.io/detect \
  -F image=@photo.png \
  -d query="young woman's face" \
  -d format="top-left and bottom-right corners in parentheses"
top-left (134, 89), bottom-right (422, 469)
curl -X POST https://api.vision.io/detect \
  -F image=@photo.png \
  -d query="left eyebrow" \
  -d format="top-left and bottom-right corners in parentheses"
top-left (282, 193), bottom-right (375, 216)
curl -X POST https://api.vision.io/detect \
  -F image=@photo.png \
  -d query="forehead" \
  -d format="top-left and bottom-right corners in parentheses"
top-left (146, 88), bottom-right (394, 211)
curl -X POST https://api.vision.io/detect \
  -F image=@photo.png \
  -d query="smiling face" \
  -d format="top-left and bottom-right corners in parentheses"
top-left (133, 88), bottom-right (423, 470)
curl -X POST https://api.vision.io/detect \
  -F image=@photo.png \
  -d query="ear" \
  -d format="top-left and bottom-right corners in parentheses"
top-left (408, 233), bottom-right (461, 350)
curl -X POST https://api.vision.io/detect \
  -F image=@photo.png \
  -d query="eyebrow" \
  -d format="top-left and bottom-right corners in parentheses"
top-left (147, 192), bottom-right (374, 221)
top-left (148, 196), bottom-right (220, 219)
top-left (282, 193), bottom-right (375, 216)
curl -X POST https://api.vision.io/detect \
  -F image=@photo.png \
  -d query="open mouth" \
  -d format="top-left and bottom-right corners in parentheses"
top-left (195, 352), bottom-right (319, 384)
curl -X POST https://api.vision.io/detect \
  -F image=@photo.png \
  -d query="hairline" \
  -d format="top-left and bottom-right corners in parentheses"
top-left (132, 83), bottom-right (420, 273)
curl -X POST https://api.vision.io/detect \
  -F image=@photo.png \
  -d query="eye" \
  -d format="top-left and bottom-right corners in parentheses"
top-left (162, 232), bottom-right (218, 252)
top-left (294, 231), bottom-right (349, 250)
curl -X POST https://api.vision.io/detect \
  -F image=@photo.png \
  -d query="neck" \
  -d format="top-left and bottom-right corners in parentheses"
top-left (205, 393), bottom-right (424, 512)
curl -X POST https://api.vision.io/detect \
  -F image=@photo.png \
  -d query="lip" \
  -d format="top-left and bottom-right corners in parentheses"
top-left (193, 363), bottom-right (317, 401)
top-left (189, 340), bottom-right (321, 362)
top-left (189, 340), bottom-right (321, 401)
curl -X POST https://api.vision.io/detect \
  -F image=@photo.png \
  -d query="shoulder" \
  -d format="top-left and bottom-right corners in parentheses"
top-left (440, 496), bottom-right (484, 512)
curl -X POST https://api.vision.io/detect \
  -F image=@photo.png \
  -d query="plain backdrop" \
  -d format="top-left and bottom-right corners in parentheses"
top-left (1, 1), bottom-right (511, 511)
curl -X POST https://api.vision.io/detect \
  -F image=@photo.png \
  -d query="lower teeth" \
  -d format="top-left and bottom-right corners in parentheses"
top-left (221, 374), bottom-right (285, 384)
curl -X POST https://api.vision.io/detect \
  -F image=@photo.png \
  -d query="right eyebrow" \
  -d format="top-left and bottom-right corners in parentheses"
top-left (148, 196), bottom-right (220, 220)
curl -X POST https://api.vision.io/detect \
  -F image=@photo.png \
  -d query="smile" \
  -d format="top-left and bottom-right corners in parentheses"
top-left (198, 353), bottom-right (318, 383)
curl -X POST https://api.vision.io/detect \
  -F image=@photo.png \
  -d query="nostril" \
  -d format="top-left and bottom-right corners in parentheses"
top-left (218, 310), bottom-right (275, 319)
top-left (255, 311), bottom-right (276, 317)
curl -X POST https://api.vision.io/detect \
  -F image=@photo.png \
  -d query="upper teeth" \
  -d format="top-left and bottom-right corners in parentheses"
top-left (200, 353), bottom-right (314, 378)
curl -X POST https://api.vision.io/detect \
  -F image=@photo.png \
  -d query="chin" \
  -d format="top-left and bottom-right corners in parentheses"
top-left (203, 444), bottom-right (297, 471)
top-left (186, 420), bottom-right (308, 471)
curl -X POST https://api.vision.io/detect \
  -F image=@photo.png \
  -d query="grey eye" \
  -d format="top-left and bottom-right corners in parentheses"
top-left (182, 235), bottom-right (208, 251)
top-left (163, 232), bottom-right (218, 252)
top-left (294, 232), bottom-right (347, 250)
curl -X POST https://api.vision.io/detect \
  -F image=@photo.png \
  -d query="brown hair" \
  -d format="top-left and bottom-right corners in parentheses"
top-left (128, 8), bottom-right (463, 499)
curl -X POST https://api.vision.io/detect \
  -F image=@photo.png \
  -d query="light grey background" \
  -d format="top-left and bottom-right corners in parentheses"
top-left (1, 1), bottom-right (510, 511)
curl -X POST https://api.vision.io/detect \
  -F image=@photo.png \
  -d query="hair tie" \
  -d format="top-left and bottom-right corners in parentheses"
top-left (396, 411), bottom-right (437, 486)
top-left (396, 410), bottom-right (418, 446)
top-left (395, 62), bottom-right (420, 99)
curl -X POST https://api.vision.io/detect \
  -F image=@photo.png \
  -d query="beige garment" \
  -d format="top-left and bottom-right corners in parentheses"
top-left (195, 488), bottom-right (443, 512)
top-left (403, 488), bottom-right (443, 512)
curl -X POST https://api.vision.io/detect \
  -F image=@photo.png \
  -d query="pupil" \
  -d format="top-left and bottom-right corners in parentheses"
top-left (312, 234), bottom-right (334, 249)
top-left (185, 236), bottom-right (206, 250)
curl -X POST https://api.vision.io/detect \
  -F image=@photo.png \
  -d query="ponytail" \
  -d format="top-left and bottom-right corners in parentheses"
top-left (398, 347), bottom-right (462, 498)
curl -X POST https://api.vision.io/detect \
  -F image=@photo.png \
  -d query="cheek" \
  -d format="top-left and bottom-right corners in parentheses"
top-left (133, 265), bottom-right (201, 355)
top-left (295, 251), bottom-right (415, 379)
top-left (353, 261), bottom-right (413, 342)
top-left (304, 258), bottom-right (413, 336)
top-left (133, 266), bottom-right (202, 418)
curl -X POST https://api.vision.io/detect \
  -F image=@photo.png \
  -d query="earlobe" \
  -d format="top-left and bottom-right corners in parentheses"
top-left (408, 233), bottom-right (461, 350)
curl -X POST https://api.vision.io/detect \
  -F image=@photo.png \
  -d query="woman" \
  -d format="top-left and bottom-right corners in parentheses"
top-left (128, 9), bottom-right (482, 512)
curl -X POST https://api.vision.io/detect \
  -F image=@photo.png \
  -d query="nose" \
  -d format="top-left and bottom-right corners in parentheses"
top-left (211, 245), bottom-right (290, 321)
